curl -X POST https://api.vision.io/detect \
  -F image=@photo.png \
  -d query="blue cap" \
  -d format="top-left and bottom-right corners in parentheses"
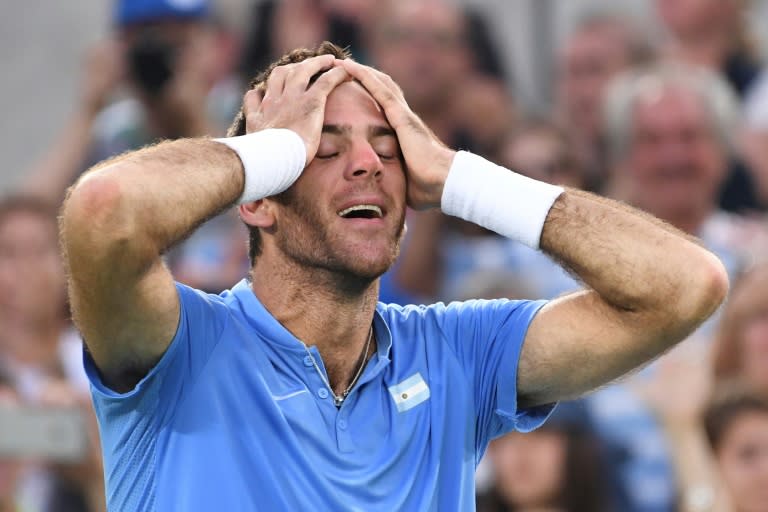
top-left (114, 0), bottom-right (210, 26)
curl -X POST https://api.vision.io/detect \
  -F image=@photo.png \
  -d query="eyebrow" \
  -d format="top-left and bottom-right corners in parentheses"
top-left (322, 124), bottom-right (397, 138)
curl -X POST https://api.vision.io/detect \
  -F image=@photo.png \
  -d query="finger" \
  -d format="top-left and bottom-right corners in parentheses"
top-left (243, 89), bottom-right (262, 116)
top-left (243, 89), bottom-right (264, 133)
top-left (336, 59), bottom-right (402, 110)
top-left (286, 54), bottom-right (336, 94)
top-left (264, 64), bottom-right (291, 100)
top-left (308, 66), bottom-right (352, 98)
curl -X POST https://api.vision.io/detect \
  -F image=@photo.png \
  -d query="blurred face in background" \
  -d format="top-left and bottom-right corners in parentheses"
top-left (557, 21), bottom-right (636, 140)
top-left (0, 209), bottom-right (65, 330)
top-left (621, 86), bottom-right (726, 229)
top-left (715, 411), bottom-right (768, 512)
top-left (499, 125), bottom-right (585, 189)
top-left (488, 430), bottom-right (566, 508)
top-left (369, 0), bottom-right (470, 114)
top-left (717, 267), bottom-right (768, 394)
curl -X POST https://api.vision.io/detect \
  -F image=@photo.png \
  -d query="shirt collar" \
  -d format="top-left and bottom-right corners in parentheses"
top-left (228, 278), bottom-right (394, 364)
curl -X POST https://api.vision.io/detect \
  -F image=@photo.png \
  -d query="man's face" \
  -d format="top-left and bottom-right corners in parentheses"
top-left (0, 211), bottom-right (64, 325)
top-left (489, 430), bottom-right (566, 507)
top-left (558, 24), bottom-right (632, 138)
top-left (266, 81), bottom-right (407, 281)
top-left (622, 86), bottom-right (726, 226)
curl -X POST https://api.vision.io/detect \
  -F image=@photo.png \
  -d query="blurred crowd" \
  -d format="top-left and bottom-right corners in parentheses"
top-left (2, 0), bottom-right (768, 511)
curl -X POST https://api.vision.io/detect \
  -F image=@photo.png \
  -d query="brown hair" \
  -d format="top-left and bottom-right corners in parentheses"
top-left (704, 383), bottom-right (768, 452)
top-left (712, 263), bottom-right (768, 381)
top-left (226, 41), bottom-right (352, 266)
top-left (478, 410), bottom-right (607, 512)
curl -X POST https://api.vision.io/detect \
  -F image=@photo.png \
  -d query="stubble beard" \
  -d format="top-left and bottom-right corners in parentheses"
top-left (272, 191), bottom-right (406, 286)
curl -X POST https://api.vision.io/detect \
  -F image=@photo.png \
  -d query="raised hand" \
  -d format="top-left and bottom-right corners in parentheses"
top-left (80, 40), bottom-right (126, 116)
top-left (243, 55), bottom-right (351, 166)
top-left (336, 59), bottom-right (456, 210)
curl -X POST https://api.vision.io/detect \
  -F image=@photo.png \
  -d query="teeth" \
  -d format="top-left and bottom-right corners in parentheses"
top-left (337, 204), bottom-right (383, 218)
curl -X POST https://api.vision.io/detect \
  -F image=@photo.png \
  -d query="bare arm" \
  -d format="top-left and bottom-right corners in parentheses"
top-left (339, 59), bottom-right (729, 408)
top-left (518, 191), bottom-right (728, 406)
top-left (61, 139), bottom-right (244, 388)
top-left (60, 55), bottom-right (348, 389)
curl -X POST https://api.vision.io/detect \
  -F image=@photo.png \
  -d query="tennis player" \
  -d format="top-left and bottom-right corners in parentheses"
top-left (60, 43), bottom-right (728, 511)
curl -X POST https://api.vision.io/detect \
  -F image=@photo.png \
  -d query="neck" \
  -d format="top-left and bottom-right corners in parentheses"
top-left (250, 258), bottom-right (379, 394)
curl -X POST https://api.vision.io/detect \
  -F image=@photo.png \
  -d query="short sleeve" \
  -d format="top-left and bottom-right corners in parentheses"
top-left (84, 282), bottom-right (230, 424)
top-left (429, 299), bottom-right (556, 453)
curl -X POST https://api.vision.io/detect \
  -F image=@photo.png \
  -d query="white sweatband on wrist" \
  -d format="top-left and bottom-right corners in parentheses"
top-left (441, 150), bottom-right (564, 249)
top-left (214, 128), bottom-right (306, 204)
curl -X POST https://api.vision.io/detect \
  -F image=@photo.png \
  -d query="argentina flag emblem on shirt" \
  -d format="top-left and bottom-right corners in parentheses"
top-left (388, 373), bottom-right (430, 412)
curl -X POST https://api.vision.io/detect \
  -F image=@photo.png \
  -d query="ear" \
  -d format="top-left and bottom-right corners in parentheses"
top-left (239, 199), bottom-right (276, 230)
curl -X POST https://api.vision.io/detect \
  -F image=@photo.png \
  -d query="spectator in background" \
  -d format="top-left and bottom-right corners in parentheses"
top-left (394, 119), bottom-right (585, 303)
top-left (477, 404), bottom-right (608, 512)
top-left (639, 263), bottom-right (768, 512)
top-left (363, 0), bottom-right (518, 304)
top-left (23, 0), bottom-right (240, 204)
top-left (703, 386), bottom-right (768, 512)
top-left (712, 263), bottom-right (768, 397)
top-left (21, 0), bottom-right (246, 293)
top-left (555, 11), bottom-right (656, 192)
top-left (604, 63), bottom-right (765, 279)
top-left (583, 63), bottom-right (767, 512)
top-left (0, 197), bottom-right (84, 399)
top-left (366, 0), bottom-right (512, 154)
top-left (656, 0), bottom-right (762, 97)
top-left (239, 0), bottom-right (379, 77)
top-left (641, 356), bottom-right (768, 511)
top-left (0, 196), bottom-right (103, 512)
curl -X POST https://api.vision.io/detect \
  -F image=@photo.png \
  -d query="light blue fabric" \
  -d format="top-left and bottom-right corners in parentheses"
top-left (85, 279), bottom-right (552, 511)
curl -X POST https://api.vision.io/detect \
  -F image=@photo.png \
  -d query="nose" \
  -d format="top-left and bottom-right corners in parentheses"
top-left (344, 141), bottom-right (383, 180)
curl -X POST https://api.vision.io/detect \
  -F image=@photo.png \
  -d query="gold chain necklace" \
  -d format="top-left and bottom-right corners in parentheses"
top-left (302, 325), bottom-right (373, 408)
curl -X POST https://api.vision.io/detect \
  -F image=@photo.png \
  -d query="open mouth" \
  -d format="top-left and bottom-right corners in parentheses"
top-left (337, 204), bottom-right (383, 220)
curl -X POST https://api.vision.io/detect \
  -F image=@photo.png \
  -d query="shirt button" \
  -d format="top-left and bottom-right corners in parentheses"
top-left (303, 356), bottom-right (314, 367)
top-left (317, 388), bottom-right (329, 399)
top-left (338, 419), bottom-right (348, 430)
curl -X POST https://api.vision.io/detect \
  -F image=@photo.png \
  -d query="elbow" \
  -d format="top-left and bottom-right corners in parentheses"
top-left (61, 167), bottom-right (145, 268)
top-left (675, 251), bottom-right (730, 329)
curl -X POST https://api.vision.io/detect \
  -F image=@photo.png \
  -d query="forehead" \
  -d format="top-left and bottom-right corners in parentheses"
top-left (633, 86), bottom-right (710, 128)
top-left (390, 1), bottom-right (464, 30)
top-left (322, 81), bottom-right (391, 130)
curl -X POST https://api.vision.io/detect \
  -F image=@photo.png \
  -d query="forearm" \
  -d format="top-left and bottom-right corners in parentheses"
top-left (541, 190), bottom-right (725, 330)
top-left (63, 138), bottom-right (243, 274)
top-left (663, 420), bottom-right (731, 512)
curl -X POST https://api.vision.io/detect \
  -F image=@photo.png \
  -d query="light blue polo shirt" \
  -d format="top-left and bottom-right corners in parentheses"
top-left (85, 279), bottom-right (553, 511)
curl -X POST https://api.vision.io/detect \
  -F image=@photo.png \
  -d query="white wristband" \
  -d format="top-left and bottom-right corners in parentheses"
top-left (440, 151), bottom-right (564, 249)
top-left (214, 129), bottom-right (307, 204)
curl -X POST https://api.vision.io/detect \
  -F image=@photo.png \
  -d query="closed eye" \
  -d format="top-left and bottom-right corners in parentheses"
top-left (316, 152), bottom-right (339, 160)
